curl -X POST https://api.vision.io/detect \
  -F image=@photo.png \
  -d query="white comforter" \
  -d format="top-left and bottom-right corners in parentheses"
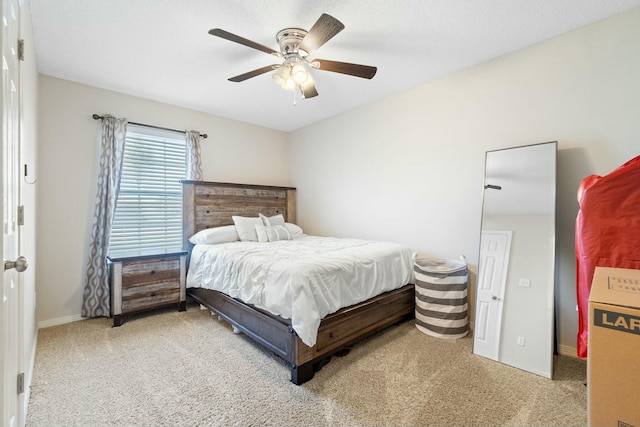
top-left (186, 235), bottom-right (414, 347)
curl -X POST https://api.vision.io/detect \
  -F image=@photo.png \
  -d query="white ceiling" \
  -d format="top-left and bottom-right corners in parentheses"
top-left (30, 0), bottom-right (640, 132)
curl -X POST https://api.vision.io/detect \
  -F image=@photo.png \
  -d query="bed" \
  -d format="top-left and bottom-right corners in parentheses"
top-left (182, 180), bottom-right (415, 384)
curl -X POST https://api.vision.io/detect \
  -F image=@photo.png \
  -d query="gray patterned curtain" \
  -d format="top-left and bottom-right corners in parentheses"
top-left (81, 115), bottom-right (127, 317)
top-left (185, 130), bottom-right (203, 180)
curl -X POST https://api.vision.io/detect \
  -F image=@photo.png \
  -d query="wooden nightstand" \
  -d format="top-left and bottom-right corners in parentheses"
top-left (108, 252), bottom-right (187, 327)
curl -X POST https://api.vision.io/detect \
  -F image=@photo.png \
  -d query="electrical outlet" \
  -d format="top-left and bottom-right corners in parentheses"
top-left (519, 278), bottom-right (531, 287)
top-left (517, 336), bottom-right (526, 346)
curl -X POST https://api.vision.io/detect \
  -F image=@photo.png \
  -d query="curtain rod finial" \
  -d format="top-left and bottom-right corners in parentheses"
top-left (92, 114), bottom-right (102, 120)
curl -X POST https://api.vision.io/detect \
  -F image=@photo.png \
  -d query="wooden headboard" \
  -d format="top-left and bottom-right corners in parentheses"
top-left (181, 180), bottom-right (296, 249)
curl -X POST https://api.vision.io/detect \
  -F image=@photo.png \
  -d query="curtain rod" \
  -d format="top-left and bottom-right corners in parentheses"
top-left (92, 114), bottom-right (208, 139)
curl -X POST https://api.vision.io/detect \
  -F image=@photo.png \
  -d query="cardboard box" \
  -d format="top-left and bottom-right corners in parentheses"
top-left (588, 267), bottom-right (640, 427)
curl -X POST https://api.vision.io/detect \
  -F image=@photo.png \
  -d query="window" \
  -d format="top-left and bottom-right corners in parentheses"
top-left (108, 125), bottom-right (186, 258)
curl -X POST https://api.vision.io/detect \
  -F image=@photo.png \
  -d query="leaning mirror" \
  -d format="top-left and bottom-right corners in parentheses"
top-left (473, 141), bottom-right (557, 378)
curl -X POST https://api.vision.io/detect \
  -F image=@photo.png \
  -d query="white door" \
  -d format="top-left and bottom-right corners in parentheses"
top-left (2, 0), bottom-right (25, 425)
top-left (473, 230), bottom-right (511, 360)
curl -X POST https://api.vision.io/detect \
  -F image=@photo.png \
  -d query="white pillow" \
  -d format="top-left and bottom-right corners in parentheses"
top-left (255, 224), bottom-right (269, 243)
top-left (189, 225), bottom-right (239, 244)
top-left (232, 216), bottom-right (263, 242)
top-left (255, 224), bottom-right (292, 242)
top-left (284, 223), bottom-right (304, 237)
top-left (268, 225), bottom-right (292, 241)
top-left (259, 213), bottom-right (286, 227)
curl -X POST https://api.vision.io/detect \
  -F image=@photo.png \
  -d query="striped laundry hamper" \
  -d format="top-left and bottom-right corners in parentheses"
top-left (414, 257), bottom-right (469, 339)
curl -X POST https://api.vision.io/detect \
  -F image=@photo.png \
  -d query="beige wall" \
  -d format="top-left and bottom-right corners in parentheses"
top-left (288, 8), bottom-right (640, 356)
top-left (36, 76), bottom-right (289, 325)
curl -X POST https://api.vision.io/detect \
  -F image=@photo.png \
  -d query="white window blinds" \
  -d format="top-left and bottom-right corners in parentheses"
top-left (109, 125), bottom-right (186, 258)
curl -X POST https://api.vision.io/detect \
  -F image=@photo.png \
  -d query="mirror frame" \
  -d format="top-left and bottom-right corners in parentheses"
top-left (473, 141), bottom-right (557, 378)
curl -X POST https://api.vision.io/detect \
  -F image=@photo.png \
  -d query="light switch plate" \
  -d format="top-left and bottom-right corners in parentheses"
top-left (519, 278), bottom-right (531, 287)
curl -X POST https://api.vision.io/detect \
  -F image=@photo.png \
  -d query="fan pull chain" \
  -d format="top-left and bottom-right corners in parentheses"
top-left (293, 86), bottom-right (297, 106)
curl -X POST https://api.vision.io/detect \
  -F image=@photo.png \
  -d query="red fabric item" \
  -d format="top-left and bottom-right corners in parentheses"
top-left (575, 154), bottom-right (640, 358)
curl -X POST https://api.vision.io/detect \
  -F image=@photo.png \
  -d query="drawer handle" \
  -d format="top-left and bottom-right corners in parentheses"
top-left (150, 270), bottom-right (156, 275)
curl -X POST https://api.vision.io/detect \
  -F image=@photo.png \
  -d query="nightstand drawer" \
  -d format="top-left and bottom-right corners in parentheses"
top-left (109, 252), bottom-right (187, 326)
top-left (121, 258), bottom-right (181, 287)
top-left (122, 281), bottom-right (180, 312)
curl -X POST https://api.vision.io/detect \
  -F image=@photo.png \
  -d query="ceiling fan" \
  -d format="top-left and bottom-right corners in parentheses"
top-left (209, 13), bottom-right (377, 100)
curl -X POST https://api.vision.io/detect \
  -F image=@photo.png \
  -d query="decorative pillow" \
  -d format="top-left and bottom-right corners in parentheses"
top-left (259, 213), bottom-right (286, 227)
top-left (255, 224), bottom-right (292, 242)
top-left (267, 225), bottom-right (292, 241)
top-left (254, 224), bottom-right (269, 243)
top-left (188, 225), bottom-right (239, 244)
top-left (232, 216), bottom-right (263, 242)
top-left (284, 222), bottom-right (304, 237)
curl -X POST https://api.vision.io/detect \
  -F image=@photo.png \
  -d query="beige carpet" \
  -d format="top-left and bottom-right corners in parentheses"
top-left (27, 304), bottom-right (587, 427)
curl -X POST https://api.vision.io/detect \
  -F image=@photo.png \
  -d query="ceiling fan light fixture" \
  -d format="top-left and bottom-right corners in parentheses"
top-left (274, 74), bottom-right (296, 91)
top-left (292, 62), bottom-right (309, 84)
top-left (272, 65), bottom-right (291, 89)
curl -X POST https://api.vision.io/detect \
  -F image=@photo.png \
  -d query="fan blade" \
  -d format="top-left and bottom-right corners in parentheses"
top-left (228, 65), bottom-right (278, 82)
top-left (298, 14), bottom-right (345, 55)
top-left (314, 59), bottom-right (377, 79)
top-left (301, 81), bottom-right (319, 99)
top-left (209, 29), bottom-right (278, 56)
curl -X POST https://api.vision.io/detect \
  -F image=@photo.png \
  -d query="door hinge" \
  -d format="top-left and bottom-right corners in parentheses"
top-left (18, 39), bottom-right (25, 61)
top-left (17, 205), bottom-right (24, 226)
top-left (17, 372), bottom-right (24, 394)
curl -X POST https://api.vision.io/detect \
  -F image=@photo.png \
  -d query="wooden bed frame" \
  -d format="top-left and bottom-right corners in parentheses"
top-left (182, 180), bottom-right (415, 385)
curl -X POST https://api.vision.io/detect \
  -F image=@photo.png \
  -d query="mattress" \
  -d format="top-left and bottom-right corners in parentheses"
top-left (186, 235), bottom-right (415, 346)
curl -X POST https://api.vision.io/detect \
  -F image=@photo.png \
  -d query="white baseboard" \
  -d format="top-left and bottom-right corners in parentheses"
top-left (558, 344), bottom-right (578, 358)
top-left (38, 314), bottom-right (85, 329)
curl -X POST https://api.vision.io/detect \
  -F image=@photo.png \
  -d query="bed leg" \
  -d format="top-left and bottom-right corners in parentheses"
top-left (291, 356), bottom-right (332, 385)
top-left (291, 362), bottom-right (315, 385)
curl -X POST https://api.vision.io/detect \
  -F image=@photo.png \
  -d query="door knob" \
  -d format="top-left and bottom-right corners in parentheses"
top-left (491, 295), bottom-right (502, 301)
top-left (4, 256), bottom-right (28, 272)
